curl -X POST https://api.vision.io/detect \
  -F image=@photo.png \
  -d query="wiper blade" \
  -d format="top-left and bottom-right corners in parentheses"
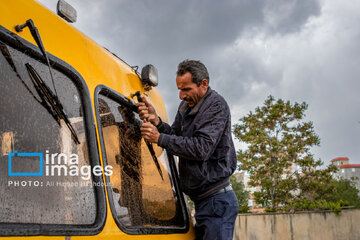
top-left (131, 91), bottom-right (164, 181)
top-left (26, 63), bottom-right (80, 144)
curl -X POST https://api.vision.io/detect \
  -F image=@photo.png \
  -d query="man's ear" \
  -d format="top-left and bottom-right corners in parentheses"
top-left (201, 79), bottom-right (208, 88)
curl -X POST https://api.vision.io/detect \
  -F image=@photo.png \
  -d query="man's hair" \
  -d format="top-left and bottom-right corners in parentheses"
top-left (177, 60), bottom-right (210, 86)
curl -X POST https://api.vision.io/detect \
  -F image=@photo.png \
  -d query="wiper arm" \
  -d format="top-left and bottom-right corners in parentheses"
top-left (16, 19), bottom-right (58, 97)
top-left (132, 91), bottom-right (164, 181)
top-left (26, 63), bottom-right (80, 144)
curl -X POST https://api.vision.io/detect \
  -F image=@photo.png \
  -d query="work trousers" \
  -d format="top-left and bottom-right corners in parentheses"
top-left (194, 190), bottom-right (239, 240)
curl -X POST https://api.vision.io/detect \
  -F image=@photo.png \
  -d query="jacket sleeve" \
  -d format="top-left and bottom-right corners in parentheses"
top-left (156, 112), bottom-right (181, 136)
top-left (157, 100), bottom-right (228, 161)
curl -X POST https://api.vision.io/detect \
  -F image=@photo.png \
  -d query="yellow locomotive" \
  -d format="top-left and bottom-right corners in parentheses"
top-left (0, 0), bottom-right (195, 239)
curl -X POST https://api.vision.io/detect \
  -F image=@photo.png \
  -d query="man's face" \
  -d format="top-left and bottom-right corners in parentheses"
top-left (176, 72), bottom-right (208, 107)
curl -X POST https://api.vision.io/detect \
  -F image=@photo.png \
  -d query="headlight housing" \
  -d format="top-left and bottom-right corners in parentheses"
top-left (141, 64), bottom-right (158, 89)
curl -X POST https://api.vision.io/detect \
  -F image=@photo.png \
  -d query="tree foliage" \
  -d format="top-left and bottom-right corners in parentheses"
top-left (230, 175), bottom-right (250, 213)
top-left (234, 95), bottom-right (336, 209)
top-left (326, 177), bottom-right (360, 208)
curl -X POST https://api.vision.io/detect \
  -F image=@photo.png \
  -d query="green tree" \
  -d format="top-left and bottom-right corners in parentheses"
top-left (233, 95), bottom-right (335, 210)
top-left (296, 163), bottom-right (337, 202)
top-left (230, 175), bottom-right (250, 213)
top-left (326, 178), bottom-right (360, 208)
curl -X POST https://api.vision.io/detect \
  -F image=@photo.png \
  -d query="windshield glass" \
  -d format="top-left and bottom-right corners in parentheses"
top-left (0, 42), bottom-right (96, 225)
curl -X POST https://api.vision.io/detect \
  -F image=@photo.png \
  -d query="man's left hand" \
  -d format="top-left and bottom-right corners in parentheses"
top-left (141, 122), bottom-right (160, 144)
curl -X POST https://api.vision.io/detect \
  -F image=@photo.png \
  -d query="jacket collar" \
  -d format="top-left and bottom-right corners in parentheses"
top-left (179, 87), bottom-right (212, 116)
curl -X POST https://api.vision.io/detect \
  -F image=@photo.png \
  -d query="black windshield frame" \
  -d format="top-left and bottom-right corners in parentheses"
top-left (0, 25), bottom-right (106, 236)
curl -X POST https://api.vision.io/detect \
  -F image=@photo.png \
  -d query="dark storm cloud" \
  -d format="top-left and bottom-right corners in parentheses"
top-left (262, 0), bottom-right (321, 34)
top-left (73, 0), bottom-right (265, 55)
top-left (66, 0), bottom-right (268, 113)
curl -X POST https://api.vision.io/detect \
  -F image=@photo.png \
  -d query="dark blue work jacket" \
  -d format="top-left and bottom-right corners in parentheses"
top-left (157, 87), bottom-right (237, 200)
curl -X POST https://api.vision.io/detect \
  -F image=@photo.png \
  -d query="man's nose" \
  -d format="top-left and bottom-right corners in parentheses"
top-left (179, 91), bottom-right (186, 100)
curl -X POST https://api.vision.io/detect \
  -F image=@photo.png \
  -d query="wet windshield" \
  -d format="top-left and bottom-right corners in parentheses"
top-left (0, 42), bottom-right (96, 225)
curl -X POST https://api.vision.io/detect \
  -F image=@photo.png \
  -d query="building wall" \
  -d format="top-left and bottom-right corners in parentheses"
top-left (233, 209), bottom-right (360, 240)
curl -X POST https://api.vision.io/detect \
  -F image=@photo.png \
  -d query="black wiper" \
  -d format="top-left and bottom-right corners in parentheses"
top-left (26, 63), bottom-right (80, 144)
top-left (132, 91), bottom-right (164, 181)
top-left (14, 19), bottom-right (79, 144)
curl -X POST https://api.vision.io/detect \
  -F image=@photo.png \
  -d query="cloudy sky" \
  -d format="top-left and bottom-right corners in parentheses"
top-left (38, 0), bottom-right (360, 165)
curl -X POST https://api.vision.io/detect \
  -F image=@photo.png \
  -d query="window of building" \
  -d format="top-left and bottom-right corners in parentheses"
top-left (352, 168), bottom-right (356, 172)
top-left (0, 37), bottom-right (104, 235)
top-left (96, 87), bottom-right (187, 234)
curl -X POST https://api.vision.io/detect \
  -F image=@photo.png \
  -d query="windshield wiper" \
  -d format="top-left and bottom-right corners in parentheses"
top-left (26, 63), bottom-right (80, 144)
top-left (14, 19), bottom-right (79, 144)
top-left (132, 91), bottom-right (164, 181)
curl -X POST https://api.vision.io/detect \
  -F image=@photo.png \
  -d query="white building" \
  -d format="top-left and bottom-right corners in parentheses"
top-left (331, 157), bottom-right (360, 196)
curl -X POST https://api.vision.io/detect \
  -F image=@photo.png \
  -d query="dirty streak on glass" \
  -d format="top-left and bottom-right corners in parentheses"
top-left (0, 43), bottom-right (96, 225)
top-left (98, 94), bottom-right (185, 228)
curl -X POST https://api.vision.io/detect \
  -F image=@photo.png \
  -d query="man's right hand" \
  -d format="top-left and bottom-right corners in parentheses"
top-left (136, 96), bottom-right (160, 126)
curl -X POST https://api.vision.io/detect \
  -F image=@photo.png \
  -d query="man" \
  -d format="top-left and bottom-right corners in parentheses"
top-left (137, 60), bottom-right (238, 240)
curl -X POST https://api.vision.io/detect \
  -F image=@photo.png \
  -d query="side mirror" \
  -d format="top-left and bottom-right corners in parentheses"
top-left (141, 64), bottom-right (158, 89)
top-left (57, 0), bottom-right (77, 23)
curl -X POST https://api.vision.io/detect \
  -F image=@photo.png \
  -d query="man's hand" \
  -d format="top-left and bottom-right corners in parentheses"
top-left (141, 122), bottom-right (160, 143)
top-left (136, 97), bottom-right (160, 126)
